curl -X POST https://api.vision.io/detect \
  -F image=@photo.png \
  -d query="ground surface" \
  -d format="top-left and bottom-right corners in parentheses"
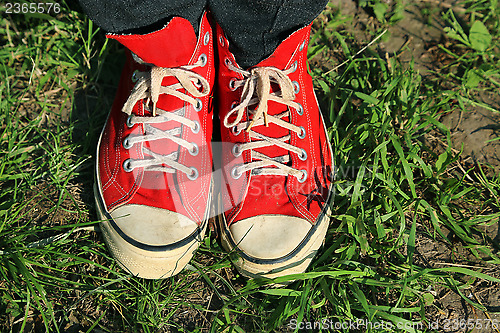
top-left (326, 0), bottom-right (500, 330)
top-left (1, 0), bottom-right (499, 332)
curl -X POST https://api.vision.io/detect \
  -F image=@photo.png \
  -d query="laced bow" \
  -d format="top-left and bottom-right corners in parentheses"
top-left (224, 63), bottom-right (308, 181)
top-left (122, 58), bottom-right (209, 176)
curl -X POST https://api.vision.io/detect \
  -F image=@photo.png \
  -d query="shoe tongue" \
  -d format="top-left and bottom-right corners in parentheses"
top-left (251, 100), bottom-right (290, 159)
top-left (247, 76), bottom-right (293, 159)
top-left (246, 25), bottom-right (311, 163)
top-left (107, 17), bottom-right (197, 68)
top-left (255, 24), bottom-right (310, 69)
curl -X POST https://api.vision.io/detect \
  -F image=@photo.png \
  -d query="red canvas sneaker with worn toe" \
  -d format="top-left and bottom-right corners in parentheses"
top-left (94, 12), bottom-right (215, 279)
top-left (216, 23), bottom-right (334, 280)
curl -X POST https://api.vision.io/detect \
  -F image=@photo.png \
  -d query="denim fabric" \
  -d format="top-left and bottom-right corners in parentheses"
top-left (77, 0), bottom-right (328, 68)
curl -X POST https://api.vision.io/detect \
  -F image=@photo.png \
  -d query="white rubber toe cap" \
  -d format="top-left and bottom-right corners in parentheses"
top-left (229, 215), bottom-right (312, 259)
top-left (110, 204), bottom-right (198, 246)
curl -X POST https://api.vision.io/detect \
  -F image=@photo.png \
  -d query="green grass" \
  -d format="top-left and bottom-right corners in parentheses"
top-left (1, 0), bottom-right (500, 332)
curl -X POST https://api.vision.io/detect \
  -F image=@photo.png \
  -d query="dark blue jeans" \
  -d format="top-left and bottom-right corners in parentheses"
top-left (77, 0), bottom-right (328, 68)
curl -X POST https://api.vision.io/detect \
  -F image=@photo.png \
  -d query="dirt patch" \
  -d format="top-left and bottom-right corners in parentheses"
top-left (441, 92), bottom-right (500, 174)
top-left (415, 225), bottom-right (500, 332)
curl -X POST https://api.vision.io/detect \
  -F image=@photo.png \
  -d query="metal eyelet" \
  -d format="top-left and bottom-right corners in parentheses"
top-left (199, 53), bottom-right (207, 67)
top-left (299, 40), bottom-right (306, 51)
top-left (219, 35), bottom-right (225, 46)
top-left (193, 79), bottom-right (202, 89)
top-left (231, 167), bottom-right (242, 179)
top-left (131, 70), bottom-right (139, 82)
top-left (203, 32), bottom-right (210, 45)
top-left (123, 159), bottom-right (133, 172)
top-left (290, 61), bottom-right (298, 73)
top-left (191, 121), bottom-right (200, 134)
top-left (230, 101), bottom-right (239, 109)
top-left (298, 149), bottom-right (307, 161)
top-left (292, 81), bottom-right (300, 94)
top-left (122, 137), bottom-right (132, 149)
top-left (187, 167), bottom-right (199, 180)
top-left (126, 115), bottom-right (134, 128)
top-left (229, 78), bottom-right (237, 91)
top-left (231, 126), bottom-right (242, 136)
top-left (298, 170), bottom-right (308, 183)
top-left (194, 99), bottom-right (203, 112)
top-left (189, 143), bottom-right (199, 156)
top-left (296, 103), bottom-right (304, 116)
top-left (298, 126), bottom-right (306, 139)
top-left (225, 58), bottom-right (232, 67)
top-left (232, 144), bottom-right (242, 157)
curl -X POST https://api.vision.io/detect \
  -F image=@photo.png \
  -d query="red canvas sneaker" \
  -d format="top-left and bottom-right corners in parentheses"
top-left (94, 13), bottom-right (215, 279)
top-left (216, 23), bottom-right (334, 280)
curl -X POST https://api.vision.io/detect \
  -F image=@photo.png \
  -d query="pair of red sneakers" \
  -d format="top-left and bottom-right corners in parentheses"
top-left (95, 12), bottom-right (334, 280)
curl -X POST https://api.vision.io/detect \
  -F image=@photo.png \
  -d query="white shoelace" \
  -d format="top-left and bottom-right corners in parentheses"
top-left (121, 58), bottom-right (209, 178)
top-left (223, 62), bottom-right (308, 182)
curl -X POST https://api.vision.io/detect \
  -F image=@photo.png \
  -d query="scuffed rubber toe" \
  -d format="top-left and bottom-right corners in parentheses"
top-left (111, 205), bottom-right (200, 246)
top-left (230, 215), bottom-right (310, 259)
top-left (95, 185), bottom-right (207, 279)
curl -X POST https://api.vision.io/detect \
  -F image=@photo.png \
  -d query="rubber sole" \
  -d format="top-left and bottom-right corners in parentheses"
top-left (94, 184), bottom-right (208, 279)
top-left (217, 199), bottom-right (331, 282)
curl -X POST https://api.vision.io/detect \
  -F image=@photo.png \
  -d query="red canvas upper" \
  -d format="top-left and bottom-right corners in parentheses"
top-left (216, 23), bottom-right (334, 226)
top-left (108, 17), bottom-right (197, 68)
top-left (97, 13), bottom-right (215, 224)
